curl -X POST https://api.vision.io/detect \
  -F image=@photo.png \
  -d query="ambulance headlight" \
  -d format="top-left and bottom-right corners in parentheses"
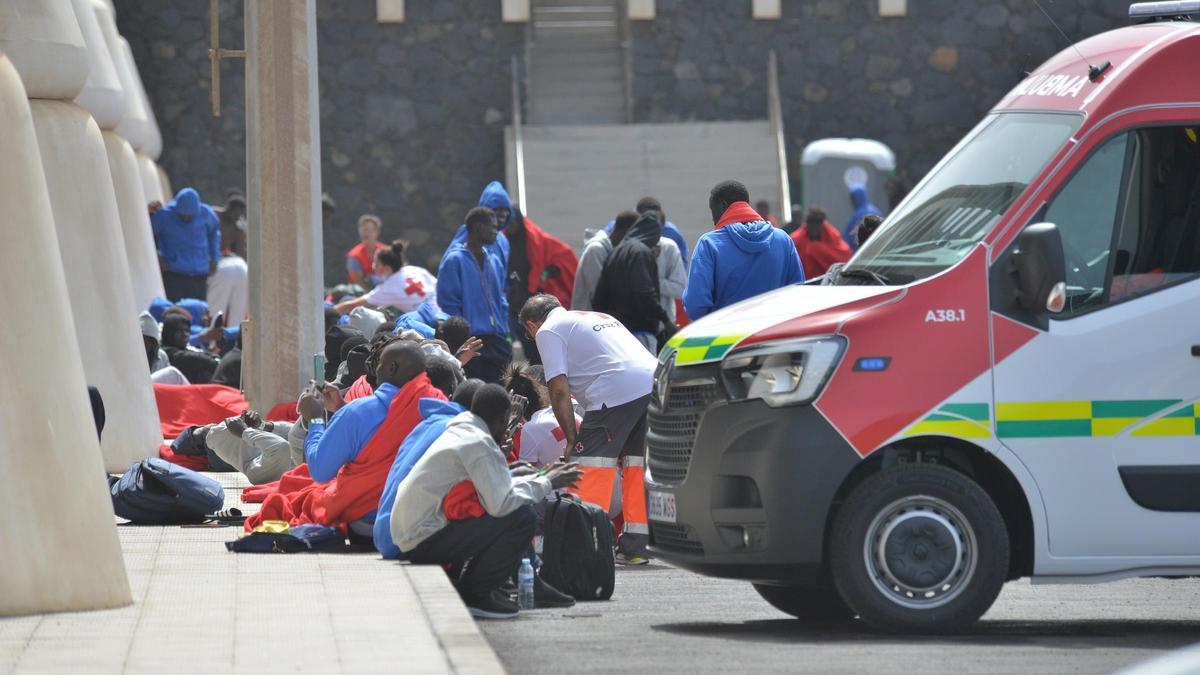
top-left (719, 336), bottom-right (846, 407)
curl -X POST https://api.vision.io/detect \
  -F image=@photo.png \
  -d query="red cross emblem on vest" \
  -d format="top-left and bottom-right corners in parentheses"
top-left (405, 277), bottom-right (425, 297)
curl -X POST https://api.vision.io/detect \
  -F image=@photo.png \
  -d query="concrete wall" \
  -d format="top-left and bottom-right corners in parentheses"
top-left (116, 0), bottom-right (1126, 276)
top-left (115, 0), bottom-right (523, 280)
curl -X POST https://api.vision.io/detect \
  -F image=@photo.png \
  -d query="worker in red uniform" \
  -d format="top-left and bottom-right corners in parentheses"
top-left (346, 213), bottom-right (385, 286)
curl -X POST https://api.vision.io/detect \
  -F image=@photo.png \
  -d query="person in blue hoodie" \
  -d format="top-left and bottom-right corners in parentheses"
top-left (683, 181), bottom-right (805, 321)
top-left (438, 207), bottom-right (511, 383)
top-left (374, 378), bottom-right (484, 559)
top-left (844, 183), bottom-right (882, 251)
top-left (151, 187), bottom-right (221, 302)
top-left (443, 181), bottom-right (512, 268)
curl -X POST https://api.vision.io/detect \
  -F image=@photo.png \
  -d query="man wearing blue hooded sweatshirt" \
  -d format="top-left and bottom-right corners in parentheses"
top-left (444, 180), bottom-right (512, 267)
top-left (683, 181), bottom-right (805, 321)
top-left (438, 207), bottom-right (511, 383)
top-left (151, 187), bottom-right (221, 302)
top-left (844, 183), bottom-right (882, 251)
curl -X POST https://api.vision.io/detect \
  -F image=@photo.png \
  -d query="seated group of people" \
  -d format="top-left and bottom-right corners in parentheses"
top-left (163, 314), bottom-right (583, 619)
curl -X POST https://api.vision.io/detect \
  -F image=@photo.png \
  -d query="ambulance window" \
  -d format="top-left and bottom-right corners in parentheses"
top-left (1108, 126), bottom-right (1200, 301)
top-left (1044, 133), bottom-right (1128, 315)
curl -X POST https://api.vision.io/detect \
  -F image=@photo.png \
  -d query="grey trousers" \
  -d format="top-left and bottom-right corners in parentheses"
top-left (205, 421), bottom-right (303, 484)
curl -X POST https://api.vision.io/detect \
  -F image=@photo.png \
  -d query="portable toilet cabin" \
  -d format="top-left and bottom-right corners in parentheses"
top-left (799, 138), bottom-right (895, 233)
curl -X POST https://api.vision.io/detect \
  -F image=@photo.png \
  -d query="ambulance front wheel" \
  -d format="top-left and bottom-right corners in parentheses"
top-left (829, 464), bottom-right (1009, 633)
top-left (752, 577), bottom-right (855, 622)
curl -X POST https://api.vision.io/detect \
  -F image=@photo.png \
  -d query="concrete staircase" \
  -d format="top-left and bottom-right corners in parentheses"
top-left (528, 0), bottom-right (626, 125)
top-left (506, 121), bottom-right (781, 252)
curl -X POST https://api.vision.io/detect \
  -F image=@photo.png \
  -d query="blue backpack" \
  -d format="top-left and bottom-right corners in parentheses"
top-left (110, 458), bottom-right (225, 524)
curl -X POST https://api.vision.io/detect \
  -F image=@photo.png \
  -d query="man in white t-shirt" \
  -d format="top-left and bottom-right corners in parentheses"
top-left (518, 294), bottom-right (657, 564)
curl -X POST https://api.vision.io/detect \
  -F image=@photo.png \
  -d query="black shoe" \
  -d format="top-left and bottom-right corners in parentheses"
top-left (465, 589), bottom-right (519, 620)
top-left (499, 579), bottom-right (518, 595)
top-left (534, 576), bottom-right (575, 608)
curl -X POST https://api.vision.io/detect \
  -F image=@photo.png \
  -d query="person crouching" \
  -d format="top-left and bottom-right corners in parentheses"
top-left (391, 384), bottom-right (581, 619)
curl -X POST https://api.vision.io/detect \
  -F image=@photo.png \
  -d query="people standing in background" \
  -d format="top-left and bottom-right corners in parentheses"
top-left (844, 184), bottom-right (882, 251)
top-left (755, 199), bottom-right (779, 228)
top-left (593, 210), bottom-right (675, 354)
top-left (215, 191), bottom-right (247, 259)
top-left (572, 211), bottom-right (637, 312)
top-left (684, 180), bottom-right (805, 320)
top-left (503, 208), bottom-right (577, 366)
top-left (438, 207), bottom-right (511, 383)
top-left (443, 181), bottom-right (513, 268)
top-left (208, 190), bottom-right (249, 323)
top-left (790, 206), bottom-right (852, 278)
top-left (151, 187), bottom-right (221, 302)
top-left (603, 197), bottom-right (689, 269)
top-left (347, 214), bottom-right (385, 286)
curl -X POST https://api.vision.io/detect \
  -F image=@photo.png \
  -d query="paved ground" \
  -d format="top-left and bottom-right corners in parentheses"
top-left (482, 562), bottom-right (1200, 674)
top-left (0, 473), bottom-right (502, 674)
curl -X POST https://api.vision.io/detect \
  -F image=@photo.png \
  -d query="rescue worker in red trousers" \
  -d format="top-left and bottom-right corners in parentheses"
top-left (518, 294), bottom-right (656, 564)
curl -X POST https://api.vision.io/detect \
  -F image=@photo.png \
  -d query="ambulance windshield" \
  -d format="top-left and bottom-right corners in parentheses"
top-left (846, 112), bottom-right (1080, 284)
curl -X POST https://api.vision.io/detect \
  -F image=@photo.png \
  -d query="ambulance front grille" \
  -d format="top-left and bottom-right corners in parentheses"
top-left (647, 379), bottom-right (722, 485)
top-left (650, 522), bottom-right (705, 555)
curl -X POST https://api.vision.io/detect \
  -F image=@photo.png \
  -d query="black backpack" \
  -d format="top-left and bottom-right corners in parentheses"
top-left (110, 458), bottom-right (225, 524)
top-left (540, 496), bottom-right (615, 601)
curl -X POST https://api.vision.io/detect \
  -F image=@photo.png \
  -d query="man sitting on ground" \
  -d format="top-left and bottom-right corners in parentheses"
top-left (243, 339), bottom-right (442, 538)
top-left (374, 378), bottom-right (484, 559)
top-left (392, 384), bottom-right (582, 619)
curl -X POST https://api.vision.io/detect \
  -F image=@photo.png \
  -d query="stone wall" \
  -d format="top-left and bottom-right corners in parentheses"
top-left (631, 0), bottom-right (1128, 200)
top-left (116, 0), bottom-right (1129, 282)
top-left (116, 0), bottom-right (524, 282)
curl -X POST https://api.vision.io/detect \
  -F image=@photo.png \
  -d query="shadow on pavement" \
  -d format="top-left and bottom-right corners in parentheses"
top-left (652, 618), bottom-right (1200, 650)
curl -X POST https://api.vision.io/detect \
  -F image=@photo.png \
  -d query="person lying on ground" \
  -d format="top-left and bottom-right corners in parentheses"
top-left (391, 383), bottom-right (581, 619)
top-left (203, 410), bottom-right (305, 485)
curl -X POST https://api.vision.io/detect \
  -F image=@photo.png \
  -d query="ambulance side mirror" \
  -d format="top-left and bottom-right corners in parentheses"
top-left (1013, 222), bottom-right (1067, 314)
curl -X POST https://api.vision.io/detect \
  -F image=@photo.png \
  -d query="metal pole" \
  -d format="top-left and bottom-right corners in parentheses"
top-left (511, 54), bottom-right (528, 214)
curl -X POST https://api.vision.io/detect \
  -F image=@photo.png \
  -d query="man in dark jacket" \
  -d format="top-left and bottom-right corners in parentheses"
top-left (592, 210), bottom-right (674, 353)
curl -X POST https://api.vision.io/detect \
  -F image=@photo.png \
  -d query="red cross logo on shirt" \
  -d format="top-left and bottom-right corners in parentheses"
top-left (405, 277), bottom-right (425, 297)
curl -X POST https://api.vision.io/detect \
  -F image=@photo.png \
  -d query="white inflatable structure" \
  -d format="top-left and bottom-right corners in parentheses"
top-left (93, 0), bottom-right (164, 308)
top-left (0, 47), bottom-right (131, 615)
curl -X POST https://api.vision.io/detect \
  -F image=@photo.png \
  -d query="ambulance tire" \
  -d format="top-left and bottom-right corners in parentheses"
top-left (829, 464), bottom-right (1009, 633)
top-left (752, 579), bottom-right (855, 622)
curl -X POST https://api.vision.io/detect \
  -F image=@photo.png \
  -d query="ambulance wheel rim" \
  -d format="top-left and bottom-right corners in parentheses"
top-left (863, 495), bottom-right (977, 610)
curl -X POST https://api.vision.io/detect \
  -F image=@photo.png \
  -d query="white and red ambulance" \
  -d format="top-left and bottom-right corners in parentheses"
top-left (646, 4), bottom-right (1200, 632)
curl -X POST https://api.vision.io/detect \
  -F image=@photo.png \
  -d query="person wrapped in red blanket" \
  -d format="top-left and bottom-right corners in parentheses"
top-left (790, 206), bottom-right (852, 279)
top-left (243, 340), bottom-right (441, 534)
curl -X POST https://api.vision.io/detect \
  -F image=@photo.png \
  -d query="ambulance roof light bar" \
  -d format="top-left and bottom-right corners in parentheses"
top-left (1129, 1), bottom-right (1199, 20)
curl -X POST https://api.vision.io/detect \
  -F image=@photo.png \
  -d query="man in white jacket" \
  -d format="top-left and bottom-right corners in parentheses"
top-left (392, 383), bottom-right (581, 619)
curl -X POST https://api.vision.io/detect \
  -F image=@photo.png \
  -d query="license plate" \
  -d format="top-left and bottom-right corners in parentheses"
top-left (648, 490), bottom-right (676, 523)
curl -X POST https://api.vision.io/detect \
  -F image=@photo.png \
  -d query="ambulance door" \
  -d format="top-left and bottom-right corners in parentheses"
top-left (992, 125), bottom-right (1200, 560)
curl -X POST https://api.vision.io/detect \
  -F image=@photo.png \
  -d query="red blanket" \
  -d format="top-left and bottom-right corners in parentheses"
top-left (266, 400), bottom-right (299, 423)
top-left (524, 218), bottom-right (578, 308)
top-left (158, 443), bottom-right (208, 471)
top-left (345, 375), bottom-right (374, 402)
top-left (791, 221), bottom-right (851, 278)
top-left (154, 383), bottom-right (248, 439)
top-left (243, 374), bottom-right (445, 531)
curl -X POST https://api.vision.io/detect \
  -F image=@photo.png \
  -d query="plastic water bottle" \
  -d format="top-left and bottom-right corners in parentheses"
top-left (518, 558), bottom-right (536, 610)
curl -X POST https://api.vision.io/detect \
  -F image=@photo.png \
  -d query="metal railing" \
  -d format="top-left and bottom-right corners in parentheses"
top-left (511, 54), bottom-right (528, 214)
top-left (767, 50), bottom-right (792, 221)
